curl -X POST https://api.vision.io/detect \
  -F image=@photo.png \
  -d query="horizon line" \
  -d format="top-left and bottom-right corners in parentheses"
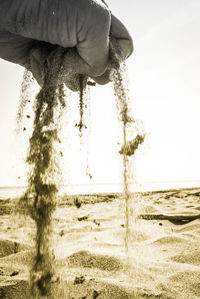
top-left (1, 179), bottom-right (200, 189)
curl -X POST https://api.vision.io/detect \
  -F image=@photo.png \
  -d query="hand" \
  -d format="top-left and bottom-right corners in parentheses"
top-left (0, 0), bottom-right (133, 90)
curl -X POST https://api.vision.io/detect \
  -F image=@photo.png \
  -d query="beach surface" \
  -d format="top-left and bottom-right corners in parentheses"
top-left (0, 188), bottom-right (200, 298)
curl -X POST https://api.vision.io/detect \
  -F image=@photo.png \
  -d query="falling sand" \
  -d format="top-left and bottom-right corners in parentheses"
top-left (18, 47), bottom-right (67, 298)
top-left (16, 42), bottom-right (144, 298)
top-left (110, 39), bottom-right (145, 254)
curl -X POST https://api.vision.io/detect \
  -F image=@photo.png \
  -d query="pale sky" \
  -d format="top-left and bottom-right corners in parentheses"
top-left (0, 0), bottom-right (200, 187)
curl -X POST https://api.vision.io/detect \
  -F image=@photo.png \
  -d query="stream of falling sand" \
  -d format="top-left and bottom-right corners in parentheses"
top-left (16, 69), bottom-right (34, 133)
top-left (17, 42), bottom-right (144, 297)
top-left (20, 47), bottom-right (66, 298)
top-left (110, 39), bottom-right (145, 255)
top-left (112, 67), bottom-right (131, 254)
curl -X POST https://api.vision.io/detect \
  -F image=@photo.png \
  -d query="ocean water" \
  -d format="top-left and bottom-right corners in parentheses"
top-left (0, 181), bottom-right (200, 199)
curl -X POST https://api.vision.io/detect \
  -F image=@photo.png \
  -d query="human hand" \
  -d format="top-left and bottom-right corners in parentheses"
top-left (0, 0), bottom-right (133, 90)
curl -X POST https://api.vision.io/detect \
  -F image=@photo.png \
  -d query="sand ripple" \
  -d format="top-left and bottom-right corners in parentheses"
top-left (1, 188), bottom-right (200, 298)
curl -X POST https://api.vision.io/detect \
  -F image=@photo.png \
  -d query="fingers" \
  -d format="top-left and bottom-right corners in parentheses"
top-left (2, 0), bottom-right (112, 78)
top-left (0, 0), bottom-right (133, 88)
top-left (110, 14), bottom-right (133, 60)
top-left (0, 30), bottom-right (60, 86)
top-left (2, 0), bottom-right (79, 52)
top-left (0, 30), bottom-right (33, 67)
top-left (0, 30), bottom-right (46, 85)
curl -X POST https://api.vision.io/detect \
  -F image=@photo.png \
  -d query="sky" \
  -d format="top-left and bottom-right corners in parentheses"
top-left (0, 0), bottom-right (200, 187)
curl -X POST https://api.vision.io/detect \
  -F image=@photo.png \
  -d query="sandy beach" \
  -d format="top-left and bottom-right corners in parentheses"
top-left (0, 188), bottom-right (200, 298)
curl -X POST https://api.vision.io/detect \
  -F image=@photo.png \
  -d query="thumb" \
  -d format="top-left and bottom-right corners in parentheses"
top-left (110, 14), bottom-right (133, 61)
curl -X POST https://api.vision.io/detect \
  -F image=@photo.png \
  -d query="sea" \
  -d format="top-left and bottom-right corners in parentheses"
top-left (0, 181), bottom-right (200, 199)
